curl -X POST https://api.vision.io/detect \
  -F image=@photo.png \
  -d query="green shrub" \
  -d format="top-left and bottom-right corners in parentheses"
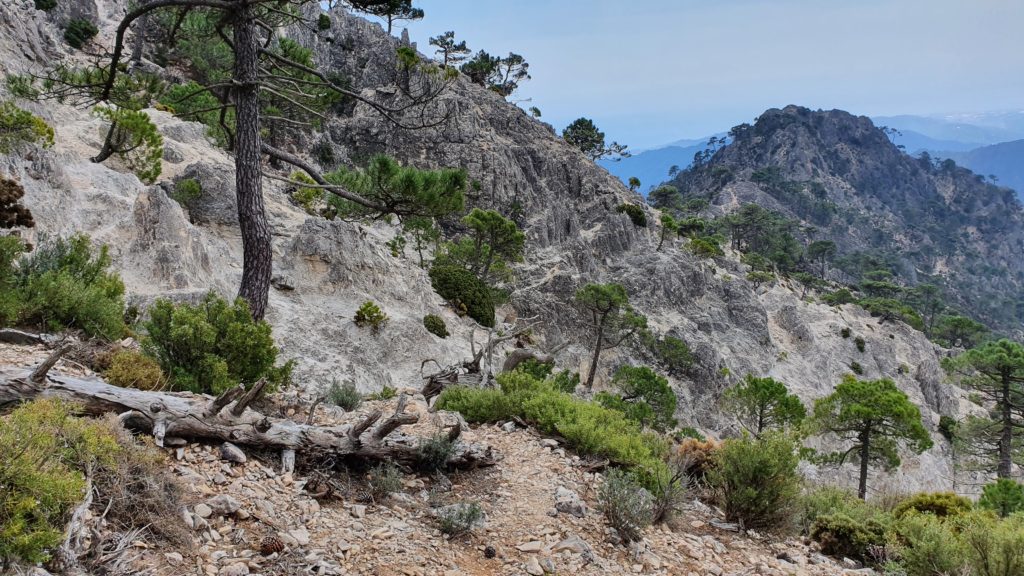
top-left (0, 400), bottom-right (121, 564)
top-left (171, 178), bottom-right (202, 209)
top-left (327, 380), bottom-right (362, 411)
top-left (354, 301), bottom-right (388, 334)
top-left (289, 171), bottom-right (323, 215)
top-left (598, 468), bottom-right (654, 542)
top-left (596, 365), bottom-right (677, 432)
top-left (34, 0), bottom-right (57, 10)
top-left (437, 372), bottom-right (669, 482)
top-left (798, 485), bottom-right (872, 535)
top-left (746, 270), bottom-right (776, 286)
top-left (64, 18), bottom-right (99, 49)
top-left (810, 513), bottom-right (888, 562)
top-left (616, 203), bottom-right (647, 227)
top-left (317, 13), bottom-right (331, 30)
top-left (367, 463), bottom-right (402, 502)
top-left (142, 292), bottom-right (294, 394)
top-left (550, 369), bottom-right (580, 393)
top-left (849, 361), bottom-right (864, 375)
top-left (854, 336), bottom-right (866, 353)
top-left (689, 234), bottom-right (725, 258)
top-left (103, 349), bottom-right (166, 390)
top-left (709, 432), bottom-right (802, 531)
top-left (365, 385), bottom-right (397, 401)
top-left (428, 264), bottom-right (495, 327)
top-left (675, 427), bottom-right (705, 441)
top-left (515, 358), bottom-right (554, 380)
top-left (4, 234), bottom-right (126, 339)
top-left (824, 288), bottom-right (856, 306)
top-left (422, 314), bottom-right (449, 338)
top-left (894, 511), bottom-right (965, 576)
top-left (892, 492), bottom-right (972, 519)
top-left (0, 101), bottom-right (55, 154)
top-left (840, 327), bottom-right (852, 338)
top-left (437, 502), bottom-right (482, 536)
top-left (417, 432), bottom-right (456, 473)
top-left (978, 479), bottom-right (1024, 518)
top-left (957, 511), bottom-right (1024, 576)
top-left (655, 335), bottom-right (693, 377)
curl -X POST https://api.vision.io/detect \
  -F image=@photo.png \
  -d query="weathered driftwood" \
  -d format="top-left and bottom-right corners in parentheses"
top-left (0, 350), bottom-right (497, 471)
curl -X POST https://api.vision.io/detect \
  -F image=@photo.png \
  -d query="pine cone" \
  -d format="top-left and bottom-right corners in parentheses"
top-left (260, 535), bottom-right (285, 556)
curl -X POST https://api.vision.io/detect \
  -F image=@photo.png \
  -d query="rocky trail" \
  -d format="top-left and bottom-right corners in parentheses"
top-left (3, 343), bottom-right (868, 576)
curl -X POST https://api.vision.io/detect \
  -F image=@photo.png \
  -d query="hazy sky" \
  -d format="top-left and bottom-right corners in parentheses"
top-left (395, 0), bottom-right (1024, 150)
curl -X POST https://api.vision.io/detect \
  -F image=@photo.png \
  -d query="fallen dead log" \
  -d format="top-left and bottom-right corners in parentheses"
top-left (0, 349), bottom-right (498, 472)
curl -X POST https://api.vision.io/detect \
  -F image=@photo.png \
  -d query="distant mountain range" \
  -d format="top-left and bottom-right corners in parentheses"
top-left (603, 112), bottom-right (1024, 200)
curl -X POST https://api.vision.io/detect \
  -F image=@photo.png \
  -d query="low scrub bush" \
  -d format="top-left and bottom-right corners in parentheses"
top-left (91, 416), bottom-right (190, 548)
top-left (422, 314), bottom-right (449, 338)
top-left (854, 336), bottom-right (866, 352)
top-left (798, 485), bottom-right (873, 535)
top-left (709, 432), bottom-right (801, 531)
top-left (34, 0), bottom-right (57, 10)
top-left (416, 432), bottom-right (456, 473)
top-left (64, 18), bottom-right (99, 49)
top-left (327, 380), bottom-right (361, 411)
top-left (615, 203), bottom-right (647, 227)
top-left (894, 511), bottom-right (964, 576)
top-left (0, 234), bottom-right (126, 339)
top-left (978, 478), bottom-right (1024, 518)
top-left (365, 385), bottom-right (397, 401)
top-left (688, 234), bottom-right (725, 258)
top-left (0, 400), bottom-right (121, 564)
top-left (598, 468), bottom-right (654, 542)
top-left (514, 357), bottom-right (554, 380)
top-left (436, 371), bottom-right (669, 483)
top-left (596, 365), bottom-right (677, 432)
top-left (823, 288), bottom-right (856, 306)
top-left (892, 492), bottom-right (972, 519)
top-left (171, 178), bottom-right (202, 209)
top-left (354, 301), bottom-right (388, 334)
top-left (437, 501), bottom-right (482, 536)
top-left (428, 264), bottom-right (495, 327)
top-left (849, 361), bottom-right (864, 375)
top-left (367, 463), bottom-right (403, 502)
top-left (103, 349), bottom-right (166, 390)
top-left (810, 513), bottom-right (888, 562)
top-left (143, 292), bottom-right (294, 394)
top-left (0, 100), bottom-right (54, 154)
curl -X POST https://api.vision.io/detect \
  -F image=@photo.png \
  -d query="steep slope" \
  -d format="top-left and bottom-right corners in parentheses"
top-left (0, 3), bottom-right (979, 496)
top-left (669, 105), bottom-right (1024, 333)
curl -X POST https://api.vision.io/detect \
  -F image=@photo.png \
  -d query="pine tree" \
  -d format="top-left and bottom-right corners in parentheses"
top-left (29, 1), bottom-right (454, 320)
top-left (943, 339), bottom-right (1024, 478)
top-left (722, 374), bottom-right (805, 437)
top-left (575, 283), bottom-right (647, 389)
top-left (812, 375), bottom-right (933, 499)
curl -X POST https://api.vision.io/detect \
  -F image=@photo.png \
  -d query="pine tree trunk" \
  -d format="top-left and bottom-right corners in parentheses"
top-left (998, 375), bottom-right (1013, 478)
top-left (858, 427), bottom-right (871, 500)
top-left (584, 313), bottom-right (607, 389)
top-left (233, 5), bottom-right (272, 321)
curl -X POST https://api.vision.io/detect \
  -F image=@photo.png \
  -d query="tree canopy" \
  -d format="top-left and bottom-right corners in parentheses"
top-left (722, 375), bottom-right (806, 437)
top-left (562, 117), bottom-right (629, 162)
top-left (812, 375), bottom-right (933, 499)
top-left (942, 339), bottom-right (1024, 477)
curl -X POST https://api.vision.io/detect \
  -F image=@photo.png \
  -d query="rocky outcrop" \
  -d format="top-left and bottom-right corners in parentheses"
top-left (670, 105), bottom-right (1024, 333)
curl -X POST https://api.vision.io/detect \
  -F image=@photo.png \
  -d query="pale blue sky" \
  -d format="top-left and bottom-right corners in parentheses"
top-left (386, 0), bottom-right (1024, 150)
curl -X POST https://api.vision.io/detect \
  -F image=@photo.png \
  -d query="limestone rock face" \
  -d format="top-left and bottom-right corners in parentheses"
top-left (0, 1), bottom-right (983, 493)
